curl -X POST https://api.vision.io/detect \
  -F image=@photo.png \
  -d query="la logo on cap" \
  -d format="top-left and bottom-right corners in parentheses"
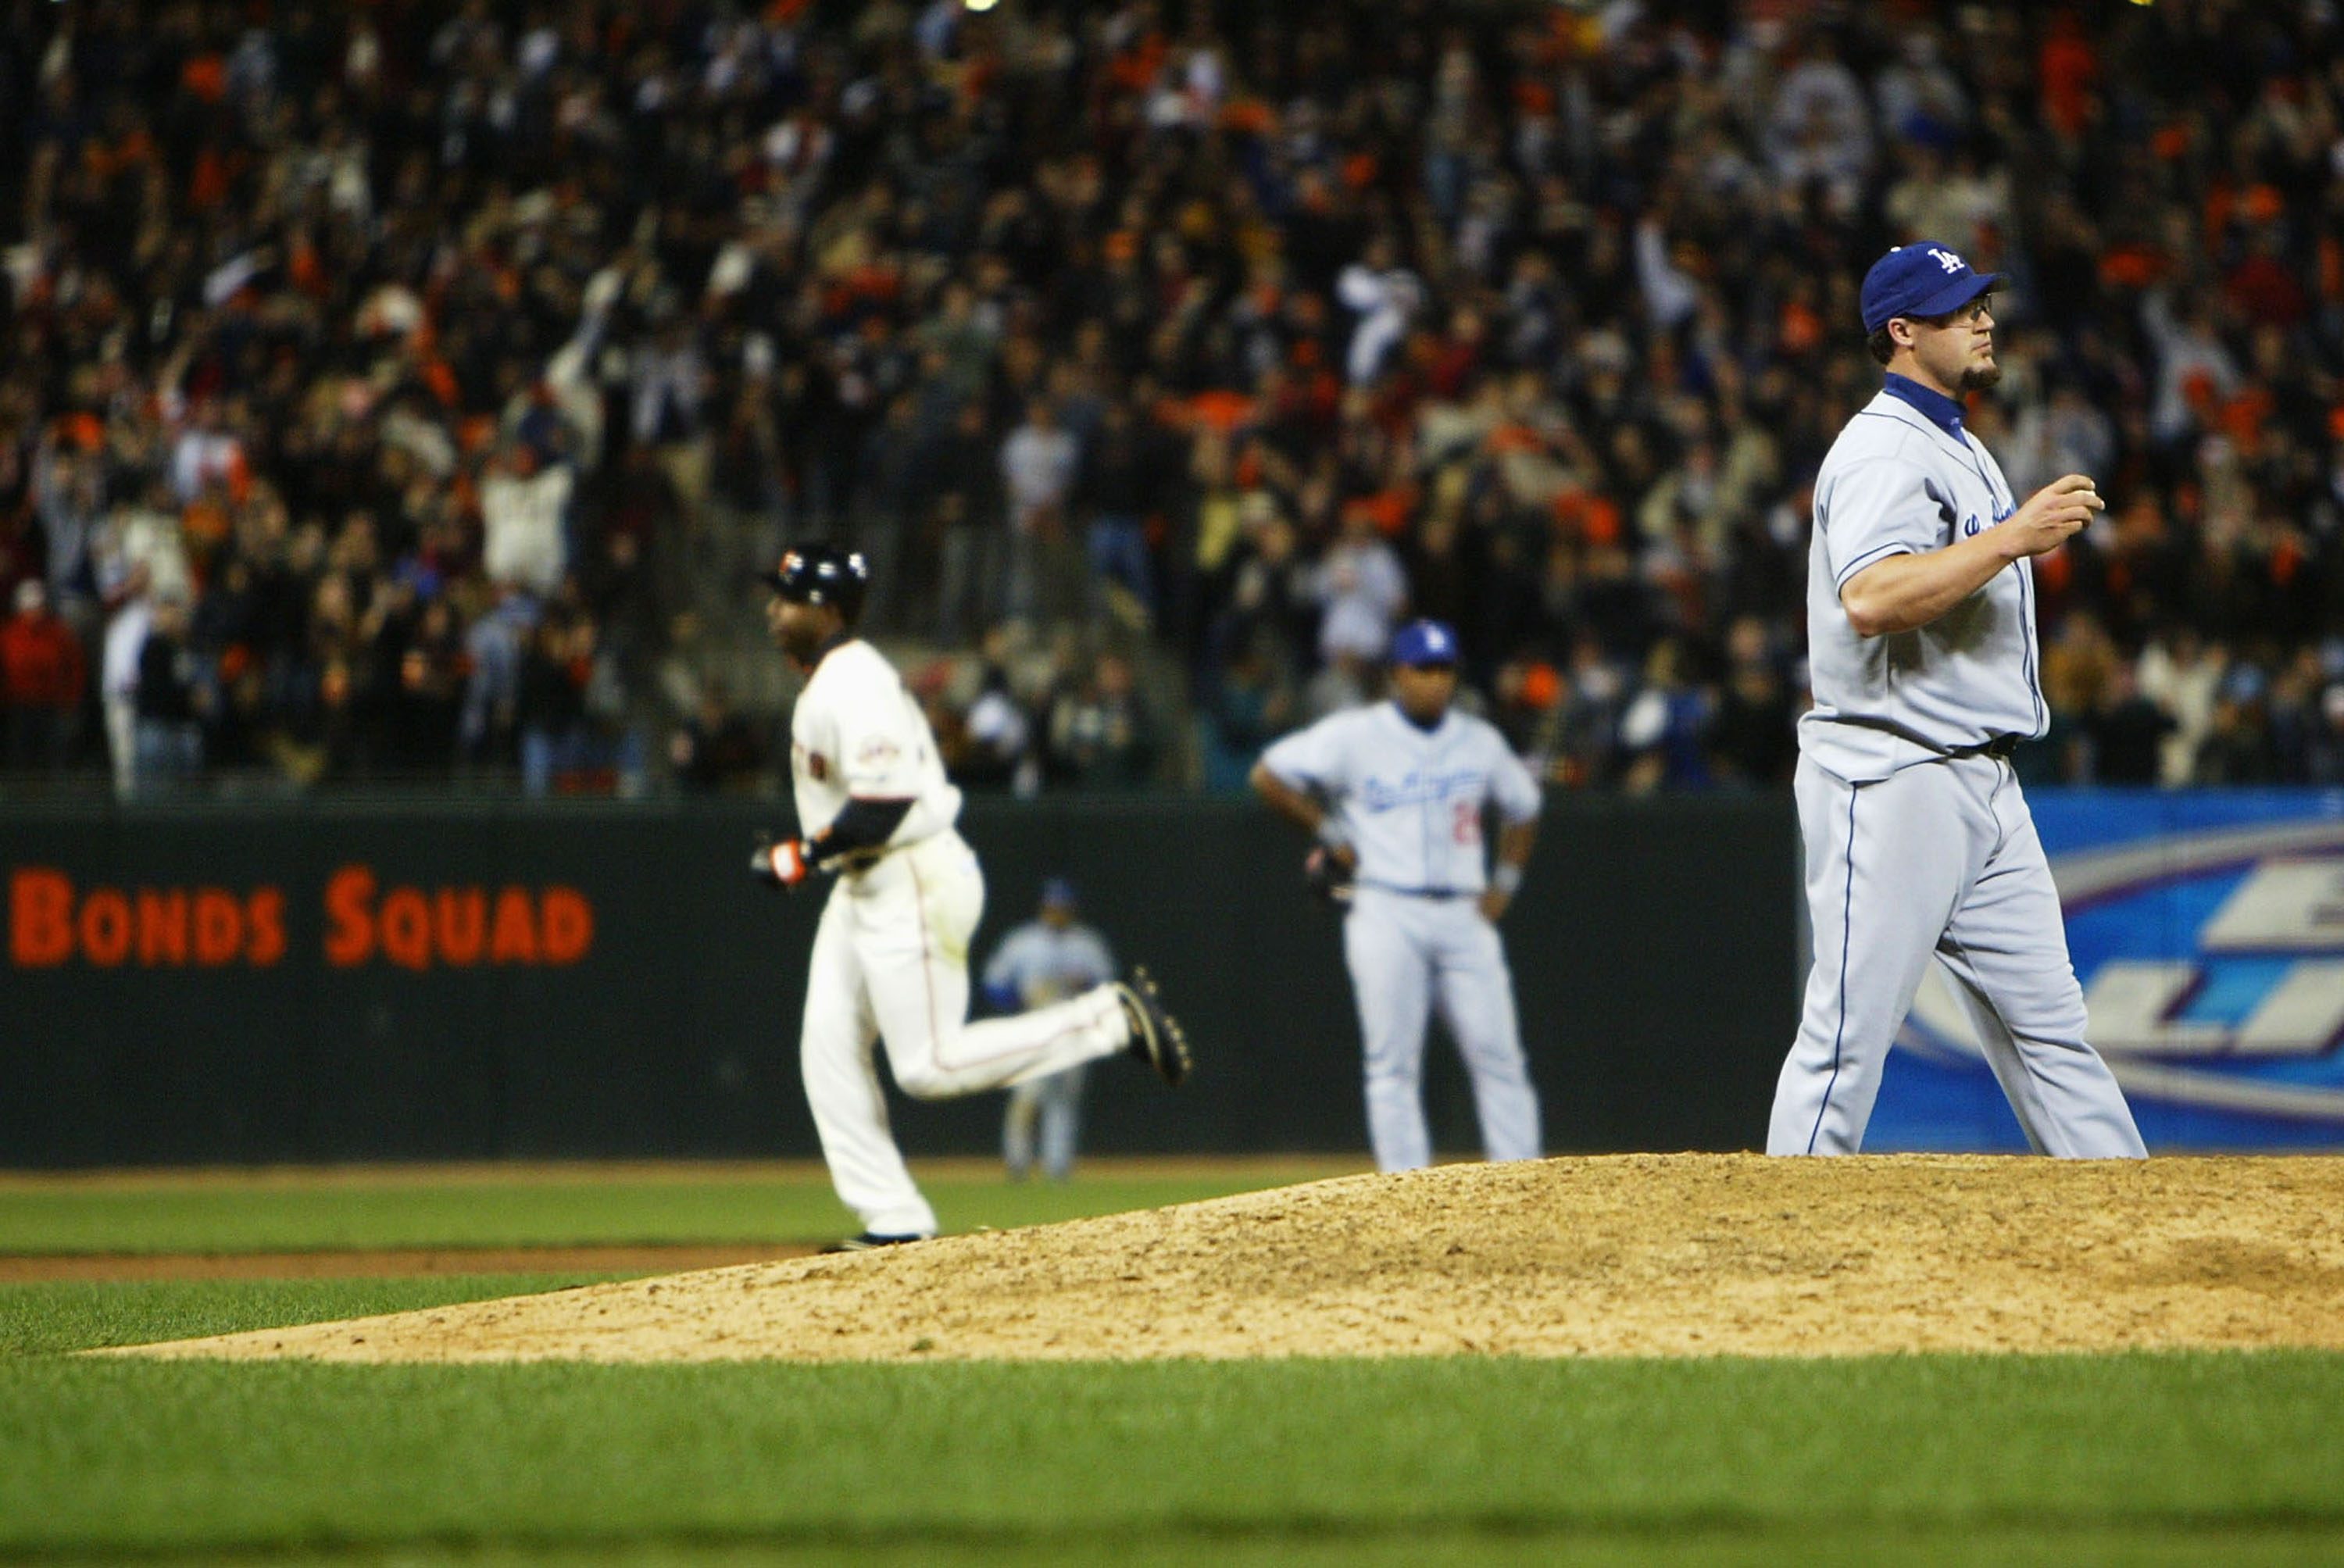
top-left (1927, 247), bottom-right (1965, 273)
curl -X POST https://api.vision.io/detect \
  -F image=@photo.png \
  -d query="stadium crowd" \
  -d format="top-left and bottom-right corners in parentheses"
top-left (4, 0), bottom-right (2343, 797)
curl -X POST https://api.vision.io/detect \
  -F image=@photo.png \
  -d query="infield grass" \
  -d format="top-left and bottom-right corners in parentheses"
top-left (5, 1172), bottom-right (2339, 1566)
top-left (56, 1529), bottom-right (2344, 1568)
top-left (2, 1341), bottom-right (2341, 1563)
top-left (0, 1159), bottom-right (1354, 1253)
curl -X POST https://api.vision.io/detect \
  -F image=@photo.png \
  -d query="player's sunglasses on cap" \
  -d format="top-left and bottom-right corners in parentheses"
top-left (1390, 620), bottom-right (1461, 668)
top-left (1860, 242), bottom-right (2004, 334)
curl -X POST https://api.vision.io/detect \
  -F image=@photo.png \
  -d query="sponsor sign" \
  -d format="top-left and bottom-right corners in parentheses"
top-left (1871, 791), bottom-right (2344, 1150)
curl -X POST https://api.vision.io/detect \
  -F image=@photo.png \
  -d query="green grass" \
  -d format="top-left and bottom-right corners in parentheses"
top-left (5, 1172), bottom-right (2339, 1565)
top-left (0, 1164), bottom-right (1348, 1254)
top-left (2, 1349), bottom-right (2340, 1562)
top-left (24, 1530), bottom-right (2344, 1566)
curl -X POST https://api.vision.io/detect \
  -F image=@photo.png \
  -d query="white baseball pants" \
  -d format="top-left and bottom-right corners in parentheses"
top-left (1768, 753), bottom-right (2146, 1158)
top-left (799, 831), bottom-right (1133, 1235)
top-left (1343, 888), bottom-right (1542, 1172)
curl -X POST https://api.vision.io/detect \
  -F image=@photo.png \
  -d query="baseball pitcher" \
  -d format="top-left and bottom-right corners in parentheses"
top-left (1768, 244), bottom-right (2145, 1158)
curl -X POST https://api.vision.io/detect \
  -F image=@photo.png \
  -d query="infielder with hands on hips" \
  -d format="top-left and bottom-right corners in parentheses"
top-left (1767, 243), bottom-right (2145, 1159)
top-left (751, 544), bottom-right (1190, 1251)
top-left (1252, 620), bottom-right (1544, 1173)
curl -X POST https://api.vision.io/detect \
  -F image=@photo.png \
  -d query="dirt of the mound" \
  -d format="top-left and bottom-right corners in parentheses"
top-left (110, 1154), bottom-right (2344, 1363)
top-left (0, 1245), bottom-right (815, 1282)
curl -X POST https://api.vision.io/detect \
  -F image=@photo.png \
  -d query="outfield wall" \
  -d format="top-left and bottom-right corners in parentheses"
top-left (0, 795), bottom-right (1799, 1167)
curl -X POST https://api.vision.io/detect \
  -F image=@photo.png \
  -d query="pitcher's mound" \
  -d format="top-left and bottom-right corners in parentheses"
top-left (112, 1154), bottom-right (2344, 1363)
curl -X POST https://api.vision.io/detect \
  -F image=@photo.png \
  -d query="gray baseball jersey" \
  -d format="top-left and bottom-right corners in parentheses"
top-left (1260, 704), bottom-right (1541, 895)
top-left (984, 921), bottom-right (1117, 1009)
top-left (1800, 384), bottom-right (2044, 784)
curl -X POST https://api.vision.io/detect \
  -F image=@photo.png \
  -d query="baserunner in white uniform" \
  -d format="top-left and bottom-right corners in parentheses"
top-left (1768, 244), bottom-right (2145, 1159)
top-left (750, 544), bottom-right (1190, 1249)
top-left (1252, 620), bottom-right (1544, 1172)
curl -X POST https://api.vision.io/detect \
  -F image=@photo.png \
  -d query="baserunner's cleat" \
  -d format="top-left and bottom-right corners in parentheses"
top-left (1116, 966), bottom-right (1192, 1087)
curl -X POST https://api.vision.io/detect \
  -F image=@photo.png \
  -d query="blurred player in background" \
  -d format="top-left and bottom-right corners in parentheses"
top-left (982, 878), bottom-right (1117, 1182)
top-left (1252, 620), bottom-right (1545, 1172)
top-left (750, 543), bottom-right (1189, 1249)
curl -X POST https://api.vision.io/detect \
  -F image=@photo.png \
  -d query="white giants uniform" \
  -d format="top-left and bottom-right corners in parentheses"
top-left (1768, 380), bottom-right (2144, 1157)
top-left (790, 639), bottom-right (1135, 1236)
top-left (1260, 702), bottom-right (1543, 1171)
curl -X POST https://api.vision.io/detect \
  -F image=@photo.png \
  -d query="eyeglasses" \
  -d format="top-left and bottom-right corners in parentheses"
top-left (1913, 295), bottom-right (1996, 327)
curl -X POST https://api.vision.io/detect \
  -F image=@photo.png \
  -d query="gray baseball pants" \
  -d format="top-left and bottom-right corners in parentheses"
top-left (1768, 752), bottom-right (2146, 1158)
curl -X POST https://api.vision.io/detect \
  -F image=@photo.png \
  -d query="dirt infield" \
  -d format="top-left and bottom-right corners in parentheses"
top-left (0, 1245), bottom-right (816, 1282)
top-left (111, 1153), bottom-right (2344, 1363)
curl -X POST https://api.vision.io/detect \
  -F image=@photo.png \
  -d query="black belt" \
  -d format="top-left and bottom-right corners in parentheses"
top-left (1946, 734), bottom-right (2021, 761)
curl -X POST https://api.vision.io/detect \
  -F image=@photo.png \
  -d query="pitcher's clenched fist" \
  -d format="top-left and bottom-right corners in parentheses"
top-left (1999, 473), bottom-right (2104, 559)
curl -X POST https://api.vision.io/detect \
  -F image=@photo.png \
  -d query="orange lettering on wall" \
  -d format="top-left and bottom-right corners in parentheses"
top-left (541, 887), bottom-right (594, 964)
top-left (323, 866), bottom-right (375, 966)
top-left (192, 889), bottom-right (242, 966)
top-left (13, 865), bottom-right (597, 969)
top-left (80, 890), bottom-right (131, 966)
top-left (11, 873), bottom-right (283, 968)
top-left (245, 888), bottom-right (285, 967)
top-left (10, 869), bottom-right (73, 966)
top-left (137, 889), bottom-right (189, 965)
top-left (435, 889), bottom-right (486, 966)
top-left (489, 887), bottom-right (539, 962)
top-left (379, 888), bottom-right (431, 970)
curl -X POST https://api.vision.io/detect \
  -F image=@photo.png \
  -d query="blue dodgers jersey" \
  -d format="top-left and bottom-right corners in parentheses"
top-left (1799, 389), bottom-right (2047, 784)
top-left (1261, 703), bottom-right (1542, 894)
top-left (982, 920), bottom-right (1116, 1008)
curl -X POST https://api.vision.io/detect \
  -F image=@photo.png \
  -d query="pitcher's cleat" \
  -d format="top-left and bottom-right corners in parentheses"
top-left (821, 1231), bottom-right (932, 1254)
top-left (1116, 966), bottom-right (1192, 1087)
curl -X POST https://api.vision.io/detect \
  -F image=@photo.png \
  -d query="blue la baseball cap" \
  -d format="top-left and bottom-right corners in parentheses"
top-left (1860, 242), bottom-right (2003, 334)
top-left (1390, 620), bottom-right (1461, 667)
top-left (1040, 877), bottom-right (1078, 908)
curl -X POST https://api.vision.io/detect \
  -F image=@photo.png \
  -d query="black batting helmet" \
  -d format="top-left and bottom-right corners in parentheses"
top-left (758, 543), bottom-right (870, 623)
